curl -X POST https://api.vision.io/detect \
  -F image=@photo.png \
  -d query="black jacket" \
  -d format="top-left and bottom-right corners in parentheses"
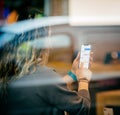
top-left (0, 66), bottom-right (90, 115)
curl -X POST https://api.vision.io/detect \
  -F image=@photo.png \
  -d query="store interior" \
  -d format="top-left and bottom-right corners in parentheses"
top-left (0, 0), bottom-right (120, 115)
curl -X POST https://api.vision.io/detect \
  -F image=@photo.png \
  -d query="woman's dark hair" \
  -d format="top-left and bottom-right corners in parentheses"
top-left (0, 27), bottom-right (49, 103)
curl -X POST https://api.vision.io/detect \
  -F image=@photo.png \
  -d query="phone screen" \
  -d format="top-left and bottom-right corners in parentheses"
top-left (79, 44), bottom-right (91, 68)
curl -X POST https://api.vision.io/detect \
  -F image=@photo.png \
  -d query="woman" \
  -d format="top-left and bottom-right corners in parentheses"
top-left (0, 24), bottom-right (92, 115)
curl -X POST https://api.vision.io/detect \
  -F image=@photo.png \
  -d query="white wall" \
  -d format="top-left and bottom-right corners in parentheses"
top-left (69, 0), bottom-right (120, 26)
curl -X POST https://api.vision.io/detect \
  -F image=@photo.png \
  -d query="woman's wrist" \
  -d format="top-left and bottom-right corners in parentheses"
top-left (67, 71), bottom-right (90, 82)
top-left (79, 78), bottom-right (89, 83)
top-left (66, 71), bottom-right (89, 91)
top-left (78, 81), bottom-right (89, 91)
top-left (78, 78), bottom-right (89, 91)
top-left (67, 71), bottom-right (77, 81)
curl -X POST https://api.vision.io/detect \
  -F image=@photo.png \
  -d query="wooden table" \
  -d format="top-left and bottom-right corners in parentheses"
top-left (47, 61), bottom-right (120, 75)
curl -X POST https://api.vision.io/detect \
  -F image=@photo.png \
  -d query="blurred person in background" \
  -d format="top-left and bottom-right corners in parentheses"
top-left (5, 0), bottom-right (28, 24)
top-left (5, 0), bottom-right (43, 24)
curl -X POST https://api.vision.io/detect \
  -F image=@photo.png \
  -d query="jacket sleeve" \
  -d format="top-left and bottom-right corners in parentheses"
top-left (42, 70), bottom-right (91, 115)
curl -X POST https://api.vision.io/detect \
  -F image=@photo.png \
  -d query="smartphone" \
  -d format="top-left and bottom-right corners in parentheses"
top-left (79, 44), bottom-right (91, 68)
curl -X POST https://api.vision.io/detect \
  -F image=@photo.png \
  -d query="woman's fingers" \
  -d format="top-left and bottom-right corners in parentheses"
top-left (72, 51), bottom-right (93, 72)
top-left (89, 51), bottom-right (93, 67)
top-left (75, 52), bottom-right (80, 61)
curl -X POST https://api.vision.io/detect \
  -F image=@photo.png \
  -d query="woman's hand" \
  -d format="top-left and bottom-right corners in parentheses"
top-left (71, 52), bottom-right (93, 82)
top-left (71, 52), bottom-right (80, 74)
top-left (76, 63), bottom-right (92, 82)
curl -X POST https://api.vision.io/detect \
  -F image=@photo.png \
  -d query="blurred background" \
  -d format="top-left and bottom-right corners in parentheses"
top-left (0, 0), bottom-right (120, 115)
